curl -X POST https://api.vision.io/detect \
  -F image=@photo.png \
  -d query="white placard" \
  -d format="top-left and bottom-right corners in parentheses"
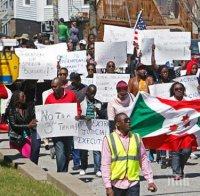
top-left (174, 75), bottom-right (200, 99)
top-left (59, 50), bottom-right (87, 75)
top-left (104, 25), bottom-right (134, 54)
top-left (93, 74), bottom-right (130, 102)
top-left (140, 38), bottom-right (154, 65)
top-left (74, 119), bottom-right (110, 151)
top-left (81, 77), bottom-right (94, 86)
top-left (95, 42), bottom-right (127, 68)
top-left (149, 83), bottom-right (173, 98)
top-left (0, 87), bottom-right (12, 114)
top-left (15, 48), bottom-right (57, 80)
top-left (42, 89), bottom-right (52, 104)
top-left (36, 103), bottom-right (78, 139)
top-left (154, 32), bottom-right (191, 65)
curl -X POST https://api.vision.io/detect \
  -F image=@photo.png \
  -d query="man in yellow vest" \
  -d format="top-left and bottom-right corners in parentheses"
top-left (101, 113), bottom-right (157, 196)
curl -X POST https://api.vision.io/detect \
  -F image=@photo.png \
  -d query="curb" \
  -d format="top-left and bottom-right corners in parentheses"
top-left (0, 148), bottom-right (96, 195)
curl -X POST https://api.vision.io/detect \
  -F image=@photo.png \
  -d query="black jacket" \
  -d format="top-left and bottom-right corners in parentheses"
top-left (8, 103), bottom-right (35, 134)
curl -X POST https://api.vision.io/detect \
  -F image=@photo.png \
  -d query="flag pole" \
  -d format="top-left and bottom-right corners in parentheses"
top-left (133, 9), bottom-right (143, 30)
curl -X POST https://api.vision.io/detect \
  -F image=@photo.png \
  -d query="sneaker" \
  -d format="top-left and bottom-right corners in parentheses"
top-left (190, 153), bottom-right (198, 159)
top-left (96, 171), bottom-right (102, 177)
top-left (79, 170), bottom-right (86, 175)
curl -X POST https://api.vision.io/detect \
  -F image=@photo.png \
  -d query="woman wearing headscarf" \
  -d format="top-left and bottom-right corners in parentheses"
top-left (107, 81), bottom-right (135, 131)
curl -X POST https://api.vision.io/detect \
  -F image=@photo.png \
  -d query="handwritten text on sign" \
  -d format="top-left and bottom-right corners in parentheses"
top-left (15, 48), bottom-right (57, 80)
top-left (74, 119), bottom-right (110, 151)
top-left (174, 75), bottom-right (200, 99)
top-left (59, 50), bottom-right (87, 75)
top-left (35, 103), bottom-right (78, 139)
top-left (93, 74), bottom-right (130, 102)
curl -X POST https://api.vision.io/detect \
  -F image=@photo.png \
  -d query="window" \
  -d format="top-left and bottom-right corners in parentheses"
top-left (24, 0), bottom-right (30, 5)
top-left (46, 0), bottom-right (52, 6)
top-left (84, 0), bottom-right (89, 4)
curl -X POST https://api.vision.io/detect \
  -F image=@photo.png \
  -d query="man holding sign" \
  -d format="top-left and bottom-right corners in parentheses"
top-left (45, 77), bottom-right (81, 172)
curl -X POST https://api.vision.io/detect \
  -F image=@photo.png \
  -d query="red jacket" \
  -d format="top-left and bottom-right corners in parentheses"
top-left (45, 90), bottom-right (82, 116)
top-left (0, 84), bottom-right (8, 99)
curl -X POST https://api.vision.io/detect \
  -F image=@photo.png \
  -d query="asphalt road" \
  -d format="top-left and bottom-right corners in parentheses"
top-left (1, 133), bottom-right (200, 196)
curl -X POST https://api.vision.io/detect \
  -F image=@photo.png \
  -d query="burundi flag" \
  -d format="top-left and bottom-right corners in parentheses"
top-left (130, 92), bottom-right (199, 151)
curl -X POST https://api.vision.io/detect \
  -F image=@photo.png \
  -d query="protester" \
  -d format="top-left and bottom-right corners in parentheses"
top-left (67, 41), bottom-right (74, 52)
top-left (128, 64), bottom-right (154, 96)
top-left (69, 21), bottom-right (79, 50)
top-left (87, 43), bottom-right (95, 64)
top-left (45, 77), bottom-right (81, 172)
top-left (58, 18), bottom-right (69, 43)
top-left (185, 58), bottom-right (198, 75)
top-left (86, 63), bottom-right (96, 78)
top-left (106, 61), bottom-right (116, 74)
top-left (169, 82), bottom-right (198, 180)
top-left (87, 33), bottom-right (96, 45)
top-left (107, 81), bottom-right (135, 131)
top-left (101, 112), bottom-right (157, 196)
top-left (79, 39), bottom-right (87, 51)
top-left (79, 84), bottom-right (106, 176)
top-left (66, 72), bottom-right (88, 170)
top-left (6, 91), bottom-right (37, 159)
top-left (58, 67), bottom-right (69, 88)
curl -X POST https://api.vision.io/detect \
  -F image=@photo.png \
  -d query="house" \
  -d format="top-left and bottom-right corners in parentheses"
top-left (0, 0), bottom-right (89, 36)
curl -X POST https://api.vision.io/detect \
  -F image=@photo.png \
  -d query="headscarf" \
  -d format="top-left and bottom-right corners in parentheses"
top-left (116, 80), bottom-right (128, 92)
top-left (186, 58), bottom-right (198, 75)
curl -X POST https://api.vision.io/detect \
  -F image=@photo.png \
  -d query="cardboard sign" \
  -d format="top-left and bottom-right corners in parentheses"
top-left (81, 77), bottom-right (94, 86)
top-left (59, 50), bottom-right (87, 75)
top-left (95, 42), bottom-right (127, 68)
top-left (74, 119), bottom-right (110, 151)
top-left (93, 74), bottom-right (130, 102)
top-left (174, 75), bottom-right (200, 99)
top-left (104, 25), bottom-right (134, 54)
top-left (15, 48), bottom-right (57, 80)
top-left (154, 32), bottom-right (191, 64)
top-left (36, 103), bottom-right (78, 139)
top-left (149, 83), bottom-right (173, 98)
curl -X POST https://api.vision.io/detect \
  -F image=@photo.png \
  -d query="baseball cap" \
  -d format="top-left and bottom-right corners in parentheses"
top-left (79, 39), bottom-right (87, 45)
top-left (69, 72), bottom-right (82, 81)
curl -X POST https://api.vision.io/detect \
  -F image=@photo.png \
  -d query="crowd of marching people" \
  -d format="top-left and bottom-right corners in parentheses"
top-left (1, 18), bottom-right (200, 196)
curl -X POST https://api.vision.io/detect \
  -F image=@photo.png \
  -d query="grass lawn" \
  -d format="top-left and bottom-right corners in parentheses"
top-left (0, 161), bottom-right (65, 196)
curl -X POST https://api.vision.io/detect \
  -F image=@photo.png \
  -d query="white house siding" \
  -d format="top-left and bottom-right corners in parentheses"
top-left (14, 0), bottom-right (37, 21)
top-left (58, 0), bottom-right (69, 21)
top-left (43, 6), bottom-right (53, 21)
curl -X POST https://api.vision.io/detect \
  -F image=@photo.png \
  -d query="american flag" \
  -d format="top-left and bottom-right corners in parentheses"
top-left (134, 11), bottom-right (146, 44)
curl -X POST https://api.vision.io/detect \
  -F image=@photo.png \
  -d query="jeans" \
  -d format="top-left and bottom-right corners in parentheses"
top-left (171, 148), bottom-right (191, 176)
top-left (72, 147), bottom-right (80, 167)
top-left (52, 137), bottom-right (72, 172)
top-left (80, 150), bottom-right (101, 172)
top-left (112, 182), bottom-right (140, 196)
top-left (30, 131), bottom-right (41, 165)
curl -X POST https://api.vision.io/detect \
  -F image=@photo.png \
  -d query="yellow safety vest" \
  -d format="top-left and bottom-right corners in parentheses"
top-left (107, 131), bottom-right (140, 181)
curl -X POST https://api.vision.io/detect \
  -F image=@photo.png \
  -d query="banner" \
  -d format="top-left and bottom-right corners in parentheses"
top-left (104, 25), bottom-right (134, 54)
top-left (149, 83), bottom-right (173, 98)
top-left (154, 32), bottom-right (191, 64)
top-left (95, 42), bottom-right (127, 68)
top-left (59, 50), bottom-right (87, 75)
top-left (93, 74), bottom-right (130, 102)
top-left (16, 48), bottom-right (57, 80)
top-left (74, 119), bottom-right (110, 151)
top-left (174, 75), bottom-right (200, 99)
top-left (35, 103), bottom-right (78, 139)
top-left (140, 38), bottom-right (154, 65)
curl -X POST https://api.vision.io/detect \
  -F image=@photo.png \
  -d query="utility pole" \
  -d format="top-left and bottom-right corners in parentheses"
top-left (53, 0), bottom-right (59, 44)
top-left (89, 0), bottom-right (97, 36)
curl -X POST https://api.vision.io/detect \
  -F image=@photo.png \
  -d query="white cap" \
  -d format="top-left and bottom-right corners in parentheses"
top-left (79, 39), bottom-right (87, 45)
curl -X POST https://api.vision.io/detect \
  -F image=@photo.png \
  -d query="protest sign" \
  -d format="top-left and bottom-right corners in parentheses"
top-left (81, 77), bottom-right (94, 86)
top-left (15, 48), bottom-right (57, 80)
top-left (59, 50), bottom-right (87, 75)
top-left (74, 119), bottom-right (110, 151)
top-left (104, 25), bottom-right (134, 54)
top-left (95, 42), bottom-right (127, 68)
top-left (35, 103), bottom-right (78, 139)
top-left (149, 83), bottom-right (173, 98)
top-left (174, 75), bottom-right (200, 99)
top-left (93, 74), bottom-right (130, 102)
top-left (140, 38), bottom-right (154, 65)
top-left (154, 32), bottom-right (191, 65)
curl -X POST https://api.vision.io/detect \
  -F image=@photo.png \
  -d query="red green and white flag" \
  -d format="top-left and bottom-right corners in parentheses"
top-left (130, 92), bottom-right (199, 151)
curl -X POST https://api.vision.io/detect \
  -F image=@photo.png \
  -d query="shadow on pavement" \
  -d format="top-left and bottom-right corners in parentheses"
top-left (143, 191), bottom-right (200, 196)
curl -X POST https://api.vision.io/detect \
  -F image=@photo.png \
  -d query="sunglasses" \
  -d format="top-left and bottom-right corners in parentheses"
top-left (174, 88), bottom-right (184, 91)
top-left (108, 65), bottom-right (115, 68)
top-left (59, 73), bottom-right (67, 76)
